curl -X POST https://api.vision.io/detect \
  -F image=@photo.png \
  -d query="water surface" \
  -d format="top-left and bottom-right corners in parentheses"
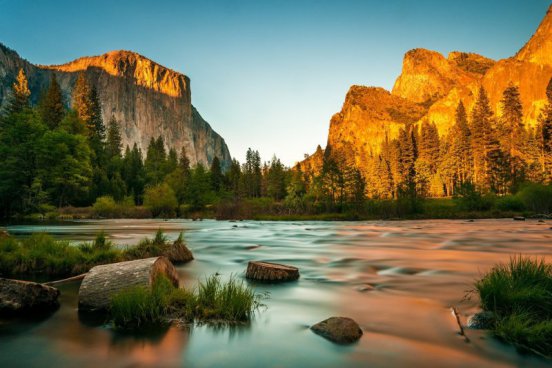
top-left (1, 219), bottom-right (551, 367)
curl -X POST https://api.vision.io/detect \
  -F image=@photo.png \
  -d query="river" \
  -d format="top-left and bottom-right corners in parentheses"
top-left (1, 219), bottom-right (551, 367)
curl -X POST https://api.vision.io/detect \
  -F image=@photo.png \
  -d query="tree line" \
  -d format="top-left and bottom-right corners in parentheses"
top-left (1, 69), bottom-right (552, 218)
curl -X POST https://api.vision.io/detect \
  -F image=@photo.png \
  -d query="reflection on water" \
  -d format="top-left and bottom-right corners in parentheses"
top-left (1, 219), bottom-right (551, 367)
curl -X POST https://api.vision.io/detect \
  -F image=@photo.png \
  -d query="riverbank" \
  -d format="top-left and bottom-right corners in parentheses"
top-left (6, 197), bottom-right (549, 223)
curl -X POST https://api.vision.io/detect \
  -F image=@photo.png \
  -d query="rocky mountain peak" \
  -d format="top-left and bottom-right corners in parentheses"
top-left (44, 50), bottom-right (187, 98)
top-left (516, 5), bottom-right (552, 65)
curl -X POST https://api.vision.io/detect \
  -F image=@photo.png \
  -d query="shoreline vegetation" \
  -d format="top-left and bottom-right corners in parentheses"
top-left (10, 183), bottom-right (552, 222)
top-left (0, 229), bottom-right (189, 278)
top-left (475, 256), bottom-right (552, 358)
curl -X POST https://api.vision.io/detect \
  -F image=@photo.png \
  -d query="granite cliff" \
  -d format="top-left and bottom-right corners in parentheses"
top-left (302, 5), bottom-right (552, 175)
top-left (0, 45), bottom-right (231, 169)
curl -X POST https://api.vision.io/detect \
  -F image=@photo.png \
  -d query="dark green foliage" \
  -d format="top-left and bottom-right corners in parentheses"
top-left (39, 74), bottom-right (65, 129)
top-left (453, 182), bottom-right (494, 211)
top-left (516, 183), bottom-right (552, 213)
top-left (143, 183), bottom-right (178, 217)
top-left (475, 256), bottom-right (552, 356)
top-left (124, 229), bottom-right (172, 259)
top-left (210, 156), bottom-right (224, 192)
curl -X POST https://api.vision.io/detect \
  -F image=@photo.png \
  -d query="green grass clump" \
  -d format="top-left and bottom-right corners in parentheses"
top-left (109, 274), bottom-right (267, 330)
top-left (0, 232), bottom-right (121, 277)
top-left (110, 276), bottom-right (175, 329)
top-left (124, 229), bottom-right (171, 259)
top-left (475, 256), bottom-right (552, 357)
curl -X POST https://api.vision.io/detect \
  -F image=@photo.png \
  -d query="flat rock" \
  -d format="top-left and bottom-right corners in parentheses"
top-left (467, 311), bottom-right (495, 329)
top-left (513, 216), bottom-right (526, 221)
top-left (311, 317), bottom-right (363, 344)
top-left (0, 278), bottom-right (60, 315)
top-left (246, 261), bottom-right (299, 282)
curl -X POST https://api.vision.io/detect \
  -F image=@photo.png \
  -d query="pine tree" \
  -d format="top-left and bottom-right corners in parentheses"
top-left (500, 83), bottom-right (525, 188)
top-left (540, 77), bottom-right (552, 183)
top-left (39, 73), bottom-right (65, 129)
top-left (397, 126), bottom-right (417, 197)
top-left (179, 146), bottom-right (191, 173)
top-left (72, 72), bottom-right (92, 124)
top-left (210, 156), bottom-right (224, 192)
top-left (6, 68), bottom-right (31, 114)
top-left (443, 101), bottom-right (472, 194)
top-left (106, 116), bottom-right (122, 158)
top-left (470, 86), bottom-right (495, 191)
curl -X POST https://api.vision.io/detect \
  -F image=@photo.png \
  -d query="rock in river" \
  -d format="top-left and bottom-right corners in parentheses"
top-left (0, 278), bottom-right (60, 315)
top-left (311, 316), bottom-right (363, 344)
top-left (246, 261), bottom-right (299, 282)
top-left (467, 311), bottom-right (495, 329)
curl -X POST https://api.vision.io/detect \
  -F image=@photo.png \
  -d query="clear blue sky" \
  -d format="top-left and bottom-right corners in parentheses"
top-left (0, 0), bottom-right (550, 165)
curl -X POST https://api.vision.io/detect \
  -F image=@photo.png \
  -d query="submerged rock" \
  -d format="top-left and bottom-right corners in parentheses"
top-left (246, 261), bottom-right (299, 282)
top-left (0, 278), bottom-right (60, 315)
top-left (467, 311), bottom-right (495, 329)
top-left (311, 317), bottom-right (363, 344)
top-left (513, 216), bottom-right (526, 221)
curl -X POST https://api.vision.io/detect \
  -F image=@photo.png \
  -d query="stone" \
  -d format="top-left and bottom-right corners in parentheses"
top-left (246, 261), bottom-right (299, 282)
top-left (513, 216), bottom-right (526, 221)
top-left (78, 256), bottom-right (179, 312)
top-left (467, 311), bottom-right (496, 329)
top-left (311, 317), bottom-right (363, 344)
top-left (164, 238), bottom-right (194, 264)
top-left (0, 278), bottom-right (60, 315)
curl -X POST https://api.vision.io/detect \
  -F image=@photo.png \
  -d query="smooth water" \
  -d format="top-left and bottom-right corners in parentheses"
top-left (1, 219), bottom-right (551, 367)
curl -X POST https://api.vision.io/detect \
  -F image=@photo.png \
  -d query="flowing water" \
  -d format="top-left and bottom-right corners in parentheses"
top-left (1, 219), bottom-right (551, 367)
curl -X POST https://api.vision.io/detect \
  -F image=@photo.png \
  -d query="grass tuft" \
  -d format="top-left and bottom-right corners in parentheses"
top-left (475, 256), bottom-right (552, 357)
top-left (109, 274), bottom-right (267, 330)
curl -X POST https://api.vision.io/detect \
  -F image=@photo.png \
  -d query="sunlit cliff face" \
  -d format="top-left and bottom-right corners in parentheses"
top-left (305, 4), bottom-right (552, 170)
top-left (44, 50), bottom-right (187, 98)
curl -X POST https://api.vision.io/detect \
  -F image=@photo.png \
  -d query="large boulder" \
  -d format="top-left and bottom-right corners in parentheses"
top-left (0, 278), bottom-right (60, 315)
top-left (311, 316), bottom-right (363, 344)
top-left (246, 261), bottom-right (299, 282)
top-left (78, 256), bottom-right (178, 312)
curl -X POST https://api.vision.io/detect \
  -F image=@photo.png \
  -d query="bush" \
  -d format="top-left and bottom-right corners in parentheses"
top-left (495, 195), bottom-right (526, 212)
top-left (453, 183), bottom-right (495, 211)
top-left (475, 256), bottom-right (552, 356)
top-left (144, 183), bottom-right (178, 218)
top-left (92, 196), bottom-right (120, 217)
top-left (516, 183), bottom-right (552, 214)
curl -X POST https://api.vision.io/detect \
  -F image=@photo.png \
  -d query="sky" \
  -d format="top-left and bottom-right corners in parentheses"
top-left (0, 0), bottom-right (550, 165)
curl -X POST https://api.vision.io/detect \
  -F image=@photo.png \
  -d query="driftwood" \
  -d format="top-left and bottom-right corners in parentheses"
top-left (45, 273), bottom-right (87, 286)
top-left (451, 307), bottom-right (470, 342)
top-left (246, 261), bottom-right (299, 282)
top-left (78, 256), bottom-right (178, 312)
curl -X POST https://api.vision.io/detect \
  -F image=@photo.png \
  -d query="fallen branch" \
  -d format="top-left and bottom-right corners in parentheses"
top-left (451, 306), bottom-right (470, 342)
top-left (45, 273), bottom-right (87, 286)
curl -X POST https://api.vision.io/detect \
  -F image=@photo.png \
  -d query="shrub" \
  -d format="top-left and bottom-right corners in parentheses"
top-left (453, 182), bottom-right (495, 211)
top-left (495, 195), bottom-right (525, 212)
top-left (92, 196), bottom-right (120, 217)
top-left (516, 183), bottom-right (552, 214)
top-left (144, 183), bottom-right (178, 218)
top-left (124, 229), bottom-right (170, 260)
top-left (475, 256), bottom-right (552, 356)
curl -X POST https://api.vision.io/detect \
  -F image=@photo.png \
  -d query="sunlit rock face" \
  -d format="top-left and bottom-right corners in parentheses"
top-left (302, 5), bottom-right (552, 172)
top-left (327, 86), bottom-right (426, 163)
top-left (0, 45), bottom-right (231, 169)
